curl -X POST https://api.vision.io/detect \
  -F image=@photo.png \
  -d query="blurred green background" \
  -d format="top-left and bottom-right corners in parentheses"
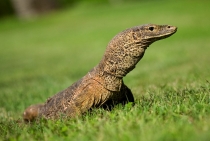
top-left (1, 0), bottom-right (138, 18)
top-left (0, 0), bottom-right (210, 140)
top-left (0, 0), bottom-right (209, 113)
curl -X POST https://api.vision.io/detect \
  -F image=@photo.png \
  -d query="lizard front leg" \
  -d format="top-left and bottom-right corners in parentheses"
top-left (65, 80), bottom-right (112, 116)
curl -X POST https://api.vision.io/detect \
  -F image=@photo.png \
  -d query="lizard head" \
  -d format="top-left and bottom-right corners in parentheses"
top-left (135, 24), bottom-right (177, 44)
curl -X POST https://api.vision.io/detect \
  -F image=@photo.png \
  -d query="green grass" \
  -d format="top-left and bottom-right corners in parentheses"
top-left (0, 0), bottom-right (210, 140)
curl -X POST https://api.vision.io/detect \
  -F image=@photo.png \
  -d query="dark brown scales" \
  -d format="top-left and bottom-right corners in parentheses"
top-left (23, 24), bottom-right (177, 121)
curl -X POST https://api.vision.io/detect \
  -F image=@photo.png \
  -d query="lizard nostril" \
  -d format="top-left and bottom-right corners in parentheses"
top-left (167, 26), bottom-right (171, 28)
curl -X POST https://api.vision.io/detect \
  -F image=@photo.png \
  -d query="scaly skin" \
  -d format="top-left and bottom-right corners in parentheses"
top-left (23, 24), bottom-right (177, 121)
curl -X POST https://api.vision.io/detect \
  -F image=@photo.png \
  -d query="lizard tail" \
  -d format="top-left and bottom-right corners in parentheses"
top-left (23, 104), bottom-right (43, 122)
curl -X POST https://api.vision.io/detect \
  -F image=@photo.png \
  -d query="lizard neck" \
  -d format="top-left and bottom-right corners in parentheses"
top-left (98, 38), bottom-right (149, 78)
top-left (90, 39), bottom-right (150, 92)
top-left (89, 65), bottom-right (123, 92)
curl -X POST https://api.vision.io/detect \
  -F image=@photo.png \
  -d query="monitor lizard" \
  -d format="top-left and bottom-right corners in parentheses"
top-left (23, 24), bottom-right (177, 122)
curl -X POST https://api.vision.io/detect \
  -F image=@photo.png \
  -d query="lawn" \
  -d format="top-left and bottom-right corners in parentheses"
top-left (0, 0), bottom-right (210, 140)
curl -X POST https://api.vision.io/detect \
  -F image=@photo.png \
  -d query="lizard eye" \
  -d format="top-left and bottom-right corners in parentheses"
top-left (148, 26), bottom-right (154, 31)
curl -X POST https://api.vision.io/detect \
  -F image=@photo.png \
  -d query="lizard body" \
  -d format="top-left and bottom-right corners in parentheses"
top-left (23, 24), bottom-right (177, 121)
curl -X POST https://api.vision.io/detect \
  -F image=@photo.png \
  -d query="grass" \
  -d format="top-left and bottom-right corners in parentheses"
top-left (0, 0), bottom-right (210, 140)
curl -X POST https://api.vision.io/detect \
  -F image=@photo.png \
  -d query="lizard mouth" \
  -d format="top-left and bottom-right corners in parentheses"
top-left (166, 25), bottom-right (177, 35)
top-left (160, 26), bottom-right (177, 40)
